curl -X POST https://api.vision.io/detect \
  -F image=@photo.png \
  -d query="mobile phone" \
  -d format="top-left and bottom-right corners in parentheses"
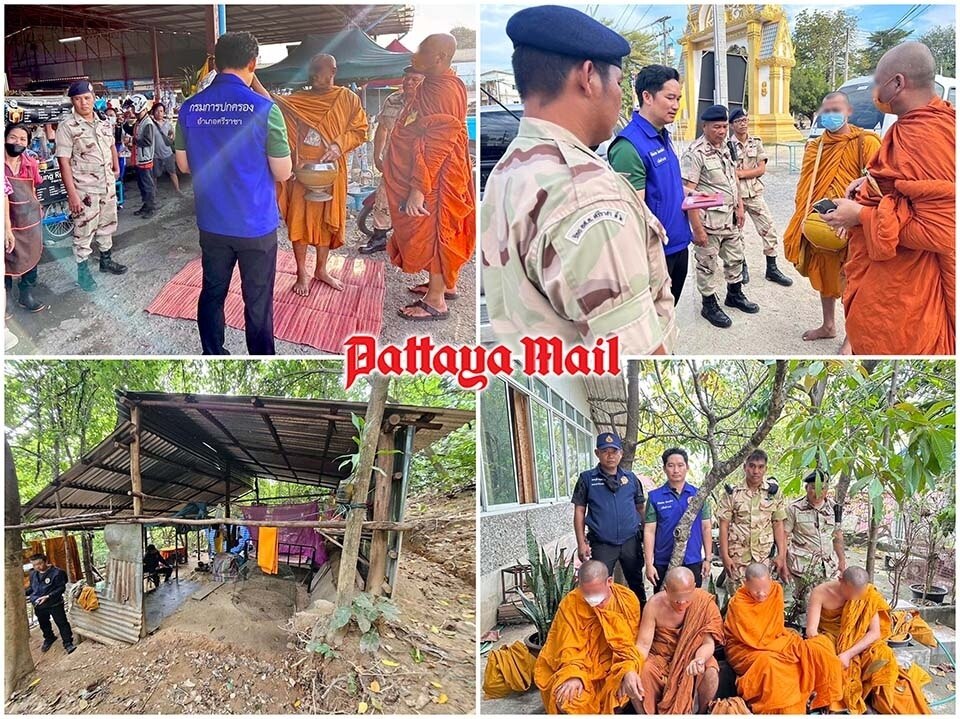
top-left (812, 198), bottom-right (837, 214)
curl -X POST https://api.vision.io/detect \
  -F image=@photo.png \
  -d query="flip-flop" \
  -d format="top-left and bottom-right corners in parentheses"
top-left (398, 299), bottom-right (449, 321)
top-left (407, 284), bottom-right (459, 300)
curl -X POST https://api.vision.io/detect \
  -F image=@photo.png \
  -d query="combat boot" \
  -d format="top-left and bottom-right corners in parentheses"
top-left (765, 256), bottom-right (793, 286)
top-left (701, 294), bottom-right (732, 328)
top-left (742, 262), bottom-right (750, 284)
top-left (17, 284), bottom-right (46, 312)
top-left (360, 228), bottom-right (389, 255)
top-left (77, 261), bottom-right (97, 292)
top-left (725, 282), bottom-right (760, 313)
top-left (99, 250), bottom-right (128, 275)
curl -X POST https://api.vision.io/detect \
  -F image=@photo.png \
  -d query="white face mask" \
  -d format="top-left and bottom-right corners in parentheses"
top-left (583, 592), bottom-right (606, 607)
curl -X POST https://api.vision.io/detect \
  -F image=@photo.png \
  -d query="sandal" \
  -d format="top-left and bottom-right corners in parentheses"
top-left (398, 299), bottom-right (449, 321)
top-left (408, 284), bottom-right (458, 300)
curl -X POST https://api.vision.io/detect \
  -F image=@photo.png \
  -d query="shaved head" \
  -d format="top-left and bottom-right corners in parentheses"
top-left (579, 559), bottom-right (609, 583)
top-left (578, 559), bottom-right (614, 608)
top-left (743, 563), bottom-right (772, 602)
top-left (309, 53), bottom-right (337, 91)
top-left (744, 562), bottom-right (770, 581)
top-left (822, 91), bottom-right (851, 108)
top-left (842, 566), bottom-right (869, 588)
top-left (663, 567), bottom-right (696, 612)
top-left (412, 33), bottom-right (458, 75)
top-left (877, 41), bottom-right (936, 89)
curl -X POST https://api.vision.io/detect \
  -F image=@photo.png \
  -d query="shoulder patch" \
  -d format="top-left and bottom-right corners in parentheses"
top-left (564, 207), bottom-right (625, 245)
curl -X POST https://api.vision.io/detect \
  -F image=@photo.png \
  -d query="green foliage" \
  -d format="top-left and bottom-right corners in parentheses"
top-left (790, 9), bottom-right (859, 117)
top-left (919, 25), bottom-right (956, 77)
top-left (790, 66), bottom-right (830, 121)
top-left (852, 28), bottom-right (912, 77)
top-left (305, 640), bottom-right (338, 658)
top-left (450, 26), bottom-right (476, 50)
top-left (517, 518), bottom-right (576, 645)
top-left (329, 593), bottom-right (399, 654)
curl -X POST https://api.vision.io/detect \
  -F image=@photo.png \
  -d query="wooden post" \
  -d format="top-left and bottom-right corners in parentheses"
top-left (130, 406), bottom-right (143, 517)
top-left (81, 532), bottom-right (95, 586)
top-left (334, 376), bottom-right (391, 611)
top-left (366, 430), bottom-right (395, 596)
top-left (52, 484), bottom-right (75, 583)
top-left (224, 463), bottom-right (231, 547)
top-left (254, 477), bottom-right (260, 504)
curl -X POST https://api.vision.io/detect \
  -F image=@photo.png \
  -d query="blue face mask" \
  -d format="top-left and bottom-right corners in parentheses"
top-left (820, 112), bottom-right (846, 132)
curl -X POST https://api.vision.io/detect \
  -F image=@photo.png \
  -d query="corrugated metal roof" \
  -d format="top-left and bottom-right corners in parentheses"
top-left (23, 391), bottom-right (473, 523)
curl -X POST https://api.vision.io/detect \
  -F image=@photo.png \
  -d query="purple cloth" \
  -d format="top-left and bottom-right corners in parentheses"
top-left (240, 502), bottom-right (328, 566)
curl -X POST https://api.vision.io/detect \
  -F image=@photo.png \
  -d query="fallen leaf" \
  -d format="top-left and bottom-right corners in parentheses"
top-left (369, 680), bottom-right (381, 693)
top-left (948, 683), bottom-right (956, 691)
top-left (382, 659), bottom-right (400, 667)
top-left (431, 681), bottom-right (443, 689)
top-left (358, 700), bottom-right (368, 714)
top-left (430, 625), bottom-right (440, 634)
top-left (438, 693), bottom-right (449, 705)
top-left (438, 599), bottom-right (449, 606)
top-left (29, 678), bottom-right (41, 689)
top-left (293, 700), bottom-right (301, 708)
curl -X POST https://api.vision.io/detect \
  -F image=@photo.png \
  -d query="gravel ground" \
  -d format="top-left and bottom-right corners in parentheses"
top-left (6, 176), bottom-right (476, 356)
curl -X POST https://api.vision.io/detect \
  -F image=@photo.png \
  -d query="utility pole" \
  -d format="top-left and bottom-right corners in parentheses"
top-left (713, 5), bottom-right (728, 107)
top-left (844, 28), bottom-right (851, 82)
top-left (648, 16), bottom-right (673, 66)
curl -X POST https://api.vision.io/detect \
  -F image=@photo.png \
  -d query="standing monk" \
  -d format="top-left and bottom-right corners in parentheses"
top-left (783, 92), bottom-right (879, 346)
top-left (384, 33), bottom-right (475, 321)
top-left (724, 563), bottom-right (841, 714)
top-left (254, 54), bottom-right (368, 296)
top-left (622, 567), bottom-right (723, 714)
top-left (823, 41), bottom-right (955, 355)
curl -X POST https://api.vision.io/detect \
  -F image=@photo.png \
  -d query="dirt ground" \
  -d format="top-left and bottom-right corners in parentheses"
top-left (6, 490), bottom-right (477, 715)
top-left (6, 175), bottom-right (476, 356)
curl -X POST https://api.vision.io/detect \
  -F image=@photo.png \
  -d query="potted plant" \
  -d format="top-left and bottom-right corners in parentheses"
top-left (909, 503), bottom-right (954, 605)
top-left (516, 521), bottom-right (575, 656)
top-left (784, 556), bottom-right (824, 635)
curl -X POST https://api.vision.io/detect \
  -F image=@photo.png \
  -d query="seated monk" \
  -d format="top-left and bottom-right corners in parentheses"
top-left (623, 566), bottom-right (723, 714)
top-left (823, 41), bottom-right (955, 355)
top-left (807, 567), bottom-right (930, 714)
top-left (724, 562), bottom-right (842, 713)
top-left (253, 54), bottom-right (368, 296)
top-left (383, 33), bottom-right (475, 321)
top-left (533, 560), bottom-right (642, 714)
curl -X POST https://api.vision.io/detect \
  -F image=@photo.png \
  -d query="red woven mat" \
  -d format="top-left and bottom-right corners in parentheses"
top-left (145, 251), bottom-right (385, 352)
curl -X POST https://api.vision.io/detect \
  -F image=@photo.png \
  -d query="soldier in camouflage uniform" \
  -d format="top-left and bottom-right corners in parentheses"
top-left (681, 104), bottom-right (758, 329)
top-left (728, 108), bottom-right (792, 287)
top-left (785, 470), bottom-right (846, 599)
top-left (716, 449), bottom-right (789, 597)
top-left (480, 5), bottom-right (677, 355)
top-left (55, 80), bottom-right (127, 292)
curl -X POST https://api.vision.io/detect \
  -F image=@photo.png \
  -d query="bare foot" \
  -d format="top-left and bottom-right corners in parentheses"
top-left (292, 274), bottom-right (311, 297)
top-left (314, 269), bottom-right (344, 291)
top-left (408, 283), bottom-right (459, 299)
top-left (802, 325), bottom-right (837, 341)
top-left (839, 336), bottom-right (853, 354)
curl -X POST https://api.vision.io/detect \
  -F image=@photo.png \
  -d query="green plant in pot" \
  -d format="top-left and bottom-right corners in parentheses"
top-left (910, 503), bottom-right (954, 605)
top-left (516, 520), bottom-right (576, 654)
top-left (784, 555), bottom-right (826, 632)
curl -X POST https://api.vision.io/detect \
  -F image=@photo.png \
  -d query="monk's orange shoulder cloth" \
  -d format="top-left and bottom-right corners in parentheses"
top-left (483, 641), bottom-right (536, 699)
top-left (844, 96), bottom-right (956, 355)
top-left (724, 582), bottom-right (841, 713)
top-left (652, 588), bottom-right (724, 714)
top-left (383, 69), bottom-right (476, 288)
top-left (534, 584), bottom-right (642, 714)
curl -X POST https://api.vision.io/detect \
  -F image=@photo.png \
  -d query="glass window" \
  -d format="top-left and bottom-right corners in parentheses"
top-left (480, 379), bottom-right (518, 506)
top-left (579, 430), bottom-right (592, 477)
top-left (565, 400), bottom-right (577, 421)
top-left (948, 88), bottom-right (956, 106)
top-left (552, 412), bottom-right (568, 495)
top-left (511, 364), bottom-right (530, 390)
top-left (531, 402), bottom-right (556, 502)
top-left (532, 379), bottom-right (549, 402)
top-left (565, 421), bottom-right (580, 498)
top-left (551, 390), bottom-right (564, 412)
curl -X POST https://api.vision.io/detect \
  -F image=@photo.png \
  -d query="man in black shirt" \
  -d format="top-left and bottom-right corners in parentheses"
top-left (25, 553), bottom-right (75, 653)
top-left (144, 544), bottom-right (174, 587)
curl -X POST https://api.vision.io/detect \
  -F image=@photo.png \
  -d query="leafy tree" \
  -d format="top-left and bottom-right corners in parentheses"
top-left (450, 25), bottom-right (476, 50)
top-left (919, 25), bottom-right (956, 76)
top-left (853, 27), bottom-right (913, 76)
top-left (792, 9), bottom-right (859, 87)
top-left (790, 66), bottom-right (830, 122)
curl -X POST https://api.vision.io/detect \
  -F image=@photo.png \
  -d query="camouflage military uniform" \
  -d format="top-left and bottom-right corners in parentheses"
top-left (785, 496), bottom-right (841, 585)
top-left (716, 479), bottom-right (786, 593)
top-left (481, 117), bottom-right (677, 354)
top-left (732, 134), bottom-right (779, 257)
top-left (55, 109), bottom-right (118, 263)
top-left (372, 91), bottom-right (407, 231)
top-left (680, 136), bottom-right (743, 296)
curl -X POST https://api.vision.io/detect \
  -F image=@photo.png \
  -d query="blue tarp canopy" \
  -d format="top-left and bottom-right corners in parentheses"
top-left (257, 29), bottom-right (411, 86)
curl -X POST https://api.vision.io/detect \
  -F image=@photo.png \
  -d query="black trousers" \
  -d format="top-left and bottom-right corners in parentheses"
top-left (136, 166), bottom-right (157, 210)
top-left (590, 535), bottom-right (646, 604)
top-left (653, 561), bottom-right (705, 593)
top-left (147, 566), bottom-right (173, 586)
top-left (35, 602), bottom-right (74, 647)
top-left (665, 248), bottom-right (689, 305)
top-left (198, 229), bottom-right (277, 355)
top-left (5, 265), bottom-right (38, 290)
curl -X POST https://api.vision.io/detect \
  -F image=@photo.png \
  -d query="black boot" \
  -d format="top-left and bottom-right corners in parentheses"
top-left (701, 294), bottom-right (732, 328)
top-left (132, 205), bottom-right (147, 216)
top-left (17, 284), bottom-right (46, 312)
top-left (77, 261), bottom-right (97, 292)
top-left (725, 282), bottom-right (760, 313)
top-left (359, 228), bottom-right (389, 255)
top-left (765, 256), bottom-right (793, 286)
top-left (99, 250), bottom-right (128, 275)
top-left (742, 262), bottom-right (750, 285)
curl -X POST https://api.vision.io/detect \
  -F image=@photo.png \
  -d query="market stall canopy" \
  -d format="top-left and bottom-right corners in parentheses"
top-left (367, 38), bottom-right (412, 88)
top-left (21, 390), bottom-right (473, 523)
top-left (256, 29), bottom-right (412, 86)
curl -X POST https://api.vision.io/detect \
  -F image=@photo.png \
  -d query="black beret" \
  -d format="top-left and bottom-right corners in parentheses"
top-left (701, 104), bottom-right (728, 122)
top-left (507, 5), bottom-right (631, 68)
top-left (729, 107), bottom-right (747, 122)
top-left (67, 80), bottom-right (94, 98)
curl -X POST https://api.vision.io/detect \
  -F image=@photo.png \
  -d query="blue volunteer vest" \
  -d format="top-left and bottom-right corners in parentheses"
top-left (581, 466), bottom-right (642, 546)
top-left (616, 112), bottom-right (692, 256)
top-left (648, 482), bottom-right (705, 565)
top-left (178, 73), bottom-right (279, 238)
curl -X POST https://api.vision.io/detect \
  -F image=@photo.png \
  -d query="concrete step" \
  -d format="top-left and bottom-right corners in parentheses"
top-left (930, 624), bottom-right (956, 666)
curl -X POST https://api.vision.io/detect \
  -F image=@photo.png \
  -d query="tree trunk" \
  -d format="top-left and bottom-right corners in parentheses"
top-left (867, 361), bottom-right (901, 583)
top-left (865, 508), bottom-right (880, 580)
top-left (5, 438), bottom-right (35, 698)
top-left (668, 361), bottom-right (790, 567)
top-left (621, 360), bottom-right (640, 471)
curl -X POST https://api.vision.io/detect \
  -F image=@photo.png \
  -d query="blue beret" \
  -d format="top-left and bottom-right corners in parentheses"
top-left (507, 5), bottom-right (631, 68)
top-left (729, 107), bottom-right (746, 122)
top-left (701, 104), bottom-right (728, 122)
top-left (67, 80), bottom-right (94, 98)
top-left (596, 432), bottom-right (623, 450)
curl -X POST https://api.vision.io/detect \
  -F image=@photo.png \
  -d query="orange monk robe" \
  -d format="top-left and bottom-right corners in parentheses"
top-left (817, 584), bottom-right (898, 714)
top-left (533, 584), bottom-right (642, 714)
top-left (640, 589), bottom-right (724, 714)
top-left (483, 641), bottom-right (536, 698)
top-left (872, 662), bottom-right (933, 714)
top-left (843, 97), bottom-right (956, 355)
top-left (724, 582), bottom-right (842, 713)
top-left (273, 87), bottom-right (368, 249)
top-left (383, 69), bottom-right (475, 288)
top-left (783, 128), bottom-right (881, 298)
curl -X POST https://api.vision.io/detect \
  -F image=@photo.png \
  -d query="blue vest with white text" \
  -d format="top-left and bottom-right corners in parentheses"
top-left (648, 482), bottom-right (705, 565)
top-left (582, 466), bottom-right (642, 546)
